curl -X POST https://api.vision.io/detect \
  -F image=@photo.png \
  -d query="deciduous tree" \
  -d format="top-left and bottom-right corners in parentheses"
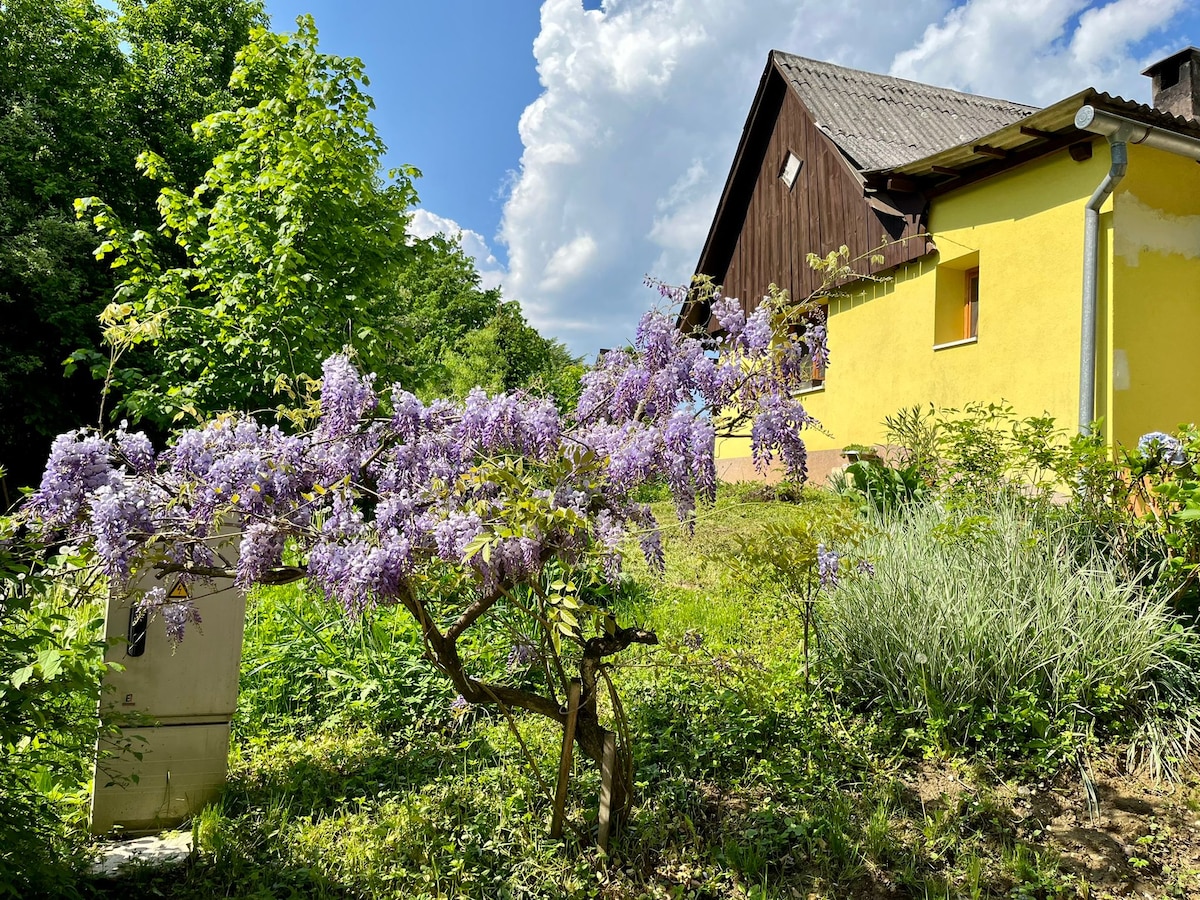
top-left (24, 288), bottom-right (828, 822)
top-left (0, 0), bottom-right (266, 490)
top-left (81, 15), bottom-right (419, 428)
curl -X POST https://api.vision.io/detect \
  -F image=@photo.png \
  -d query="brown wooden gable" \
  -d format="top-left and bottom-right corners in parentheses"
top-left (684, 59), bottom-right (930, 332)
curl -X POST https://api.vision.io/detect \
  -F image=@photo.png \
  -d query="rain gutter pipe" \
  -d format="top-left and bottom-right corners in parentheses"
top-left (1073, 106), bottom-right (1200, 435)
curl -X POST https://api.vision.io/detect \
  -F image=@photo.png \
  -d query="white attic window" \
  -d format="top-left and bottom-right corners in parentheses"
top-left (779, 151), bottom-right (803, 189)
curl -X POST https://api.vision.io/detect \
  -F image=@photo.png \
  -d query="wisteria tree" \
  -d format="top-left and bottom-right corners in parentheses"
top-left (23, 285), bottom-right (828, 816)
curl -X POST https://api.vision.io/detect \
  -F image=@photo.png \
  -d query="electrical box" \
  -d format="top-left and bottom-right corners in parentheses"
top-left (90, 566), bottom-right (246, 835)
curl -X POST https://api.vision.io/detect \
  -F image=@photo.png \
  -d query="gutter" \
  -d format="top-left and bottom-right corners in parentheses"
top-left (1073, 107), bottom-right (1200, 434)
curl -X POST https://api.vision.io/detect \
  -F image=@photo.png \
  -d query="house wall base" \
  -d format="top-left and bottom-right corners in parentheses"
top-left (715, 448), bottom-right (848, 487)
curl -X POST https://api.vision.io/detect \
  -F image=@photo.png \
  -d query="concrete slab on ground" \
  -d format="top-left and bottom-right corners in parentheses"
top-left (89, 830), bottom-right (193, 878)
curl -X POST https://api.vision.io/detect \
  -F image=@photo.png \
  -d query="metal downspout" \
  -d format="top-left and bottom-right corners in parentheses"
top-left (1077, 138), bottom-right (1127, 435)
top-left (1073, 105), bottom-right (1200, 434)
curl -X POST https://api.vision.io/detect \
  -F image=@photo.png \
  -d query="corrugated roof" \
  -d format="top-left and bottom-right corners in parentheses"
top-left (883, 89), bottom-right (1200, 180)
top-left (772, 51), bottom-right (1038, 170)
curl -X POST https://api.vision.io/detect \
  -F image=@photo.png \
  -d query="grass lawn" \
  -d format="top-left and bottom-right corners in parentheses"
top-left (86, 488), bottom-right (1200, 898)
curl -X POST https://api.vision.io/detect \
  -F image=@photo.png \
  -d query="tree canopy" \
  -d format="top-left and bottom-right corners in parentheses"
top-left (0, 0), bottom-right (267, 490)
top-left (82, 15), bottom-right (420, 427)
top-left (0, 3), bottom-right (578, 494)
top-left (395, 234), bottom-right (583, 405)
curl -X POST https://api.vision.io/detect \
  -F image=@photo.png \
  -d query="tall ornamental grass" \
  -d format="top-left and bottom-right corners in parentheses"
top-left (818, 502), bottom-right (1195, 765)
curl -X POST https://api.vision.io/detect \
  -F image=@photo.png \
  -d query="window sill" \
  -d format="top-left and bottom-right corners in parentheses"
top-left (792, 383), bottom-right (825, 396)
top-left (933, 336), bottom-right (978, 351)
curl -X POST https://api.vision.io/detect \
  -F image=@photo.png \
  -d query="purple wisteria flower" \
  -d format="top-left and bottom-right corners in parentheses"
top-left (742, 303), bottom-right (774, 352)
top-left (751, 393), bottom-right (812, 481)
top-left (89, 481), bottom-right (157, 578)
top-left (817, 543), bottom-right (840, 589)
top-left (236, 523), bottom-right (286, 590)
top-left (115, 422), bottom-right (156, 474)
top-left (137, 586), bottom-right (203, 646)
top-left (710, 295), bottom-right (746, 338)
top-left (507, 640), bottom-right (540, 670)
top-left (317, 354), bottom-right (377, 438)
top-left (30, 431), bottom-right (122, 529)
top-left (806, 323), bottom-right (829, 371)
top-left (24, 279), bottom-right (824, 653)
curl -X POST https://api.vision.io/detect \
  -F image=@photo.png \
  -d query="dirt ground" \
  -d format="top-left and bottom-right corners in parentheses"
top-left (903, 755), bottom-right (1200, 898)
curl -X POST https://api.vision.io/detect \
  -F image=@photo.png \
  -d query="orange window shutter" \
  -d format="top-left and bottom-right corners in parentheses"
top-left (964, 268), bottom-right (980, 338)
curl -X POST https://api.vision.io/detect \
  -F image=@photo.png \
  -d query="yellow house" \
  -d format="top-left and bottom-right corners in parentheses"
top-left (682, 49), bottom-right (1200, 482)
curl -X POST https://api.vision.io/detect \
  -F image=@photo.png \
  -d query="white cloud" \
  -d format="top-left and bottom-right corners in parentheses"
top-left (540, 233), bottom-right (600, 293)
top-left (491, 0), bottom-right (1193, 358)
top-left (499, 0), bottom-right (956, 357)
top-left (892, 0), bottom-right (1187, 104)
top-left (408, 208), bottom-right (506, 292)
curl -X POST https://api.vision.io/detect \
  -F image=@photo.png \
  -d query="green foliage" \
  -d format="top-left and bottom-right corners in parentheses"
top-left (936, 402), bottom-right (1063, 501)
top-left (734, 504), bottom-right (865, 684)
top-left (882, 403), bottom-right (940, 485)
top-left (838, 403), bottom-right (1073, 521)
top-left (236, 583), bottom-right (454, 737)
top-left (0, 0), bottom-right (569, 483)
top-left (438, 299), bottom-right (584, 407)
top-left (880, 402), bottom-right (1066, 503)
top-left (818, 501), bottom-right (1194, 771)
top-left (389, 235), bottom-right (583, 405)
top-left (0, 0), bottom-right (266, 486)
top-left (54, 493), bottom-right (1200, 898)
top-left (116, 0), bottom-right (267, 194)
top-left (97, 496), bottom-right (898, 898)
top-left (0, 519), bottom-right (108, 895)
top-left (716, 478), bottom-right (812, 504)
top-left (389, 234), bottom-right (504, 393)
top-left (1124, 425), bottom-right (1200, 608)
top-left (81, 15), bottom-right (420, 426)
top-left (0, 0), bottom-right (129, 488)
top-left (840, 457), bottom-right (930, 515)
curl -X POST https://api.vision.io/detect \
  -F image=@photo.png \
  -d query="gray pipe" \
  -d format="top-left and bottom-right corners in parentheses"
top-left (1073, 104), bottom-right (1200, 435)
top-left (1077, 138), bottom-right (1127, 435)
top-left (1076, 106), bottom-right (1200, 162)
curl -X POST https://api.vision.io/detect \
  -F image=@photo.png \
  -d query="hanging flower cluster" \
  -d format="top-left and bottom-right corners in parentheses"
top-left (26, 298), bottom-right (824, 640)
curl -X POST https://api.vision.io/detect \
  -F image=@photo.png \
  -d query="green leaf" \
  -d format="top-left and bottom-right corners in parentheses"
top-left (35, 650), bottom-right (64, 681)
top-left (9, 665), bottom-right (36, 690)
top-left (460, 534), bottom-right (491, 562)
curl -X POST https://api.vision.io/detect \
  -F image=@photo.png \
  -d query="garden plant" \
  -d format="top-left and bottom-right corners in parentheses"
top-left (21, 285), bottom-right (829, 823)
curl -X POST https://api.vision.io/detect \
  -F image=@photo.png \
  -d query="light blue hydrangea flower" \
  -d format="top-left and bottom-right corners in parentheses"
top-left (1137, 432), bottom-right (1186, 467)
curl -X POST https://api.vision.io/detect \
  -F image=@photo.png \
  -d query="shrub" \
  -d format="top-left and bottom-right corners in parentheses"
top-left (717, 478), bottom-right (812, 504)
top-left (838, 458), bottom-right (929, 516)
top-left (0, 519), bottom-right (107, 895)
top-left (817, 501), bottom-right (1194, 770)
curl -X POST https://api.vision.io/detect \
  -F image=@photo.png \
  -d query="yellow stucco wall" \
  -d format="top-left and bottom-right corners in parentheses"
top-left (717, 147), bottom-right (1109, 463)
top-left (1109, 143), bottom-right (1200, 449)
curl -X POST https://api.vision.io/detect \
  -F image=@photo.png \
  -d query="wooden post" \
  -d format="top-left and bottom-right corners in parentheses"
top-left (549, 679), bottom-right (581, 839)
top-left (597, 732), bottom-right (617, 852)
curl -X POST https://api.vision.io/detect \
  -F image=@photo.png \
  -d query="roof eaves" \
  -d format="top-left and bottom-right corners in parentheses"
top-left (682, 56), bottom-right (782, 332)
top-left (872, 88), bottom-right (1200, 187)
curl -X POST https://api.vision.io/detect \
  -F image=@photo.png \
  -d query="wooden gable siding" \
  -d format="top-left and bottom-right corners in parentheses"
top-left (697, 66), bottom-right (928, 324)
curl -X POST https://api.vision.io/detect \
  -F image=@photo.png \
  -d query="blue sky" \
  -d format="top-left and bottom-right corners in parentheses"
top-left (262, 1), bottom-right (542, 269)
top-left (260, 1), bottom-right (1200, 360)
